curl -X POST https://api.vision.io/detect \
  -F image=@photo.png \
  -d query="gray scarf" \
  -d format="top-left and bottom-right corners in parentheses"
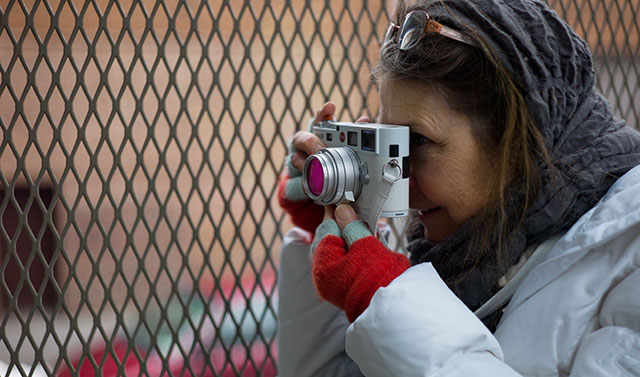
top-left (406, 0), bottom-right (640, 328)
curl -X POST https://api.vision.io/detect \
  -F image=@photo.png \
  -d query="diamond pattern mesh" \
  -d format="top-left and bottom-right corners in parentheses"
top-left (0, 0), bottom-right (638, 376)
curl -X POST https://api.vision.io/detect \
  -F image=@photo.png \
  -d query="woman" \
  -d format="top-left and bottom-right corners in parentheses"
top-left (277, 0), bottom-right (640, 375)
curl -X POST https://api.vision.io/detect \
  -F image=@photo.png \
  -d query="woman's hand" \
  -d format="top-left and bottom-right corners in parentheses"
top-left (277, 102), bottom-right (336, 234)
top-left (311, 204), bottom-right (410, 322)
top-left (277, 101), bottom-right (372, 234)
top-left (288, 102), bottom-right (336, 172)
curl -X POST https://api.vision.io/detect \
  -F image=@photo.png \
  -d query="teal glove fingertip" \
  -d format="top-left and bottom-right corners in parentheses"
top-left (341, 220), bottom-right (372, 248)
top-left (310, 219), bottom-right (341, 253)
top-left (284, 176), bottom-right (307, 201)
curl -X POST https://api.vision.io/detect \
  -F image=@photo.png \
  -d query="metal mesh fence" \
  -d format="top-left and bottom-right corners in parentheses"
top-left (0, 0), bottom-right (638, 376)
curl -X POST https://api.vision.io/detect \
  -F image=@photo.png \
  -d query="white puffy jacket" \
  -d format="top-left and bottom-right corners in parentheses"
top-left (277, 165), bottom-right (640, 376)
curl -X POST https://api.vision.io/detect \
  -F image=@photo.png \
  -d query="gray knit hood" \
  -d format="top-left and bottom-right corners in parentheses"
top-left (404, 0), bottom-right (640, 327)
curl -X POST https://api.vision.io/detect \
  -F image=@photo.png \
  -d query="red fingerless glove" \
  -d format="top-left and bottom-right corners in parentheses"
top-left (311, 219), bottom-right (410, 322)
top-left (277, 172), bottom-right (324, 233)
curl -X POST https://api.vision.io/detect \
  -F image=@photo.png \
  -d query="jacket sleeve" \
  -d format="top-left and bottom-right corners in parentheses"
top-left (569, 267), bottom-right (640, 376)
top-left (277, 227), bottom-right (363, 377)
top-left (345, 263), bottom-right (522, 377)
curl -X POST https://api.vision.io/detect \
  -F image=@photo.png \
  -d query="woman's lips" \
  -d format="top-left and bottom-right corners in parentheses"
top-left (418, 207), bottom-right (442, 222)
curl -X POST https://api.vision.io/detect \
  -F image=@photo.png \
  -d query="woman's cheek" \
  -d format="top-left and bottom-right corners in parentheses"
top-left (409, 175), bottom-right (419, 190)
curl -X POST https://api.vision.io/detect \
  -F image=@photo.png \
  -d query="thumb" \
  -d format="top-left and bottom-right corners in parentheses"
top-left (335, 204), bottom-right (358, 232)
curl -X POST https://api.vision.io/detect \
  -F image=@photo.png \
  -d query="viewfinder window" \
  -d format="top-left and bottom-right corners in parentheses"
top-left (347, 131), bottom-right (358, 146)
top-left (361, 130), bottom-right (375, 151)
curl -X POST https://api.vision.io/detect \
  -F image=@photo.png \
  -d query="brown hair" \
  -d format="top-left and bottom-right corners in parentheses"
top-left (375, 0), bottom-right (551, 275)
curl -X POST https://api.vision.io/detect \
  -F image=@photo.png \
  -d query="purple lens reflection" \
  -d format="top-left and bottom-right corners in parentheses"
top-left (306, 158), bottom-right (324, 196)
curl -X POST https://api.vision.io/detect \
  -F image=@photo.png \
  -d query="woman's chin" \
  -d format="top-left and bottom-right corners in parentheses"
top-left (418, 209), bottom-right (457, 243)
top-left (423, 231), bottom-right (446, 243)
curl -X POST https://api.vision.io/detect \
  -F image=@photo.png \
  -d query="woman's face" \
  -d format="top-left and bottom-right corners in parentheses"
top-left (379, 78), bottom-right (494, 242)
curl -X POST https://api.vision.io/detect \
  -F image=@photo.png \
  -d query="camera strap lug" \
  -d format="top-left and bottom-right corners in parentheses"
top-left (367, 159), bottom-right (402, 239)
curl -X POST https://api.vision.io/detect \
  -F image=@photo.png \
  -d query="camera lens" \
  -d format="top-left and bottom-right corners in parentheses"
top-left (306, 158), bottom-right (324, 196)
top-left (302, 147), bottom-right (363, 205)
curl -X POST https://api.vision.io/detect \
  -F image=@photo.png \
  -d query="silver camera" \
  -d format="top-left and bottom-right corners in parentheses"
top-left (302, 121), bottom-right (410, 219)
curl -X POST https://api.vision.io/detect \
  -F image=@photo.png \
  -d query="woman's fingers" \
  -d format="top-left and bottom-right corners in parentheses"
top-left (290, 130), bottom-right (324, 172)
top-left (314, 102), bottom-right (336, 123)
top-left (334, 204), bottom-right (358, 232)
top-left (291, 151), bottom-right (306, 172)
top-left (355, 115), bottom-right (371, 123)
top-left (292, 131), bottom-right (324, 156)
top-left (324, 205), bottom-right (336, 221)
top-left (290, 102), bottom-right (344, 171)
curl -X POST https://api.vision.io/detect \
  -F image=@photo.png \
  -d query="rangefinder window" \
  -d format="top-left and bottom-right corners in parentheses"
top-left (347, 131), bottom-right (358, 146)
top-left (361, 130), bottom-right (375, 151)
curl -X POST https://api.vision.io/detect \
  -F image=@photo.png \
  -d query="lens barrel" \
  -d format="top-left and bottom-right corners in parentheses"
top-left (302, 147), bottom-right (363, 205)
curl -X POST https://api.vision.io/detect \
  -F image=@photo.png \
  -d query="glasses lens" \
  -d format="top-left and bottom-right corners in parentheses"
top-left (305, 158), bottom-right (324, 196)
top-left (399, 12), bottom-right (426, 50)
top-left (383, 24), bottom-right (397, 46)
